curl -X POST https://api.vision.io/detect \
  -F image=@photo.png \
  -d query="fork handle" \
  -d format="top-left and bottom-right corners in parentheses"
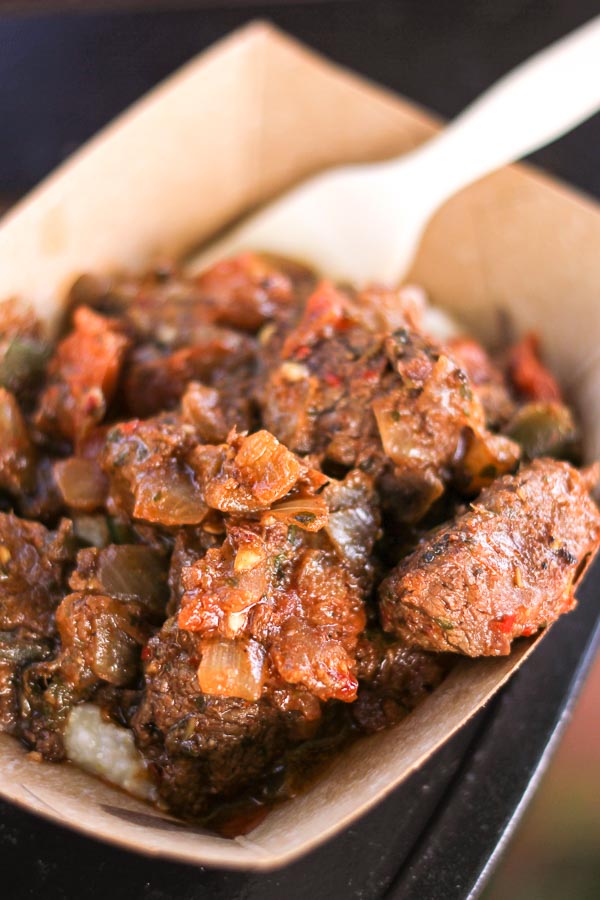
top-left (390, 15), bottom-right (600, 205)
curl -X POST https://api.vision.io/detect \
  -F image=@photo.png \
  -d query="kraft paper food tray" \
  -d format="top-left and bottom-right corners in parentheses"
top-left (0, 22), bottom-right (599, 870)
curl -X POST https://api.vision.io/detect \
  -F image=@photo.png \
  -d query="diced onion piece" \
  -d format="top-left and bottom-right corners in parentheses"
top-left (91, 615), bottom-right (140, 685)
top-left (372, 397), bottom-right (422, 467)
top-left (234, 430), bottom-right (302, 505)
top-left (181, 381), bottom-right (228, 443)
top-left (54, 457), bottom-right (108, 511)
top-left (459, 429), bottom-right (521, 493)
top-left (323, 471), bottom-right (379, 571)
top-left (268, 495), bottom-right (328, 531)
top-left (72, 514), bottom-right (111, 548)
top-left (327, 506), bottom-right (374, 568)
top-left (197, 639), bottom-right (265, 701)
top-left (97, 545), bottom-right (168, 613)
top-left (133, 464), bottom-right (206, 525)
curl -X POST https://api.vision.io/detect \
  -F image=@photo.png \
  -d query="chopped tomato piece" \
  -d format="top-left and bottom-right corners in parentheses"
top-left (35, 306), bottom-right (130, 444)
top-left (507, 333), bottom-right (562, 402)
top-left (282, 281), bottom-right (348, 358)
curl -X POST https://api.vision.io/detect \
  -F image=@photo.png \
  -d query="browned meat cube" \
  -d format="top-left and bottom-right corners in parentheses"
top-left (0, 513), bottom-right (73, 638)
top-left (379, 459), bottom-right (600, 656)
top-left (351, 633), bottom-right (451, 733)
top-left (193, 252), bottom-right (296, 332)
top-left (259, 282), bottom-right (520, 521)
top-left (101, 415), bottom-right (207, 526)
top-left (0, 629), bottom-right (52, 734)
top-left (123, 327), bottom-right (255, 420)
top-left (20, 592), bottom-right (150, 759)
top-left (132, 619), bottom-right (287, 821)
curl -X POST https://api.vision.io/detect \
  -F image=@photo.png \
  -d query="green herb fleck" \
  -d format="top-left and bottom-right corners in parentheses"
top-left (294, 512), bottom-right (316, 525)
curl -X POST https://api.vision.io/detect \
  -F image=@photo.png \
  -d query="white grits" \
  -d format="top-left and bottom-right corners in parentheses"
top-left (64, 703), bottom-right (157, 802)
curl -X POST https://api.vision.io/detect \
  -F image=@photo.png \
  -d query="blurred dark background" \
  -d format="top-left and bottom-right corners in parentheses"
top-left (0, 2), bottom-right (598, 899)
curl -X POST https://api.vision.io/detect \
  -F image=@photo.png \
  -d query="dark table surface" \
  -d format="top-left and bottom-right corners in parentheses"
top-left (1, 2), bottom-right (599, 898)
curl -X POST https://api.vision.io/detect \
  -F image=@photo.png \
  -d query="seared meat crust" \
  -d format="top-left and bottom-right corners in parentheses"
top-left (132, 619), bottom-right (287, 820)
top-left (380, 459), bottom-right (600, 655)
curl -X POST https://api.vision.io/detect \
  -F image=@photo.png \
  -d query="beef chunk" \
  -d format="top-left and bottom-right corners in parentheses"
top-left (379, 459), bottom-right (600, 655)
top-left (178, 464), bottom-right (380, 704)
top-left (259, 283), bottom-right (520, 521)
top-left (123, 327), bottom-right (255, 420)
top-left (20, 592), bottom-right (150, 759)
top-left (193, 253), bottom-right (297, 332)
top-left (0, 629), bottom-right (52, 734)
top-left (259, 282), bottom-right (390, 464)
top-left (101, 416), bottom-right (207, 526)
top-left (352, 634), bottom-right (450, 733)
top-left (132, 619), bottom-right (287, 820)
top-left (0, 514), bottom-right (73, 638)
top-left (374, 329), bottom-right (520, 502)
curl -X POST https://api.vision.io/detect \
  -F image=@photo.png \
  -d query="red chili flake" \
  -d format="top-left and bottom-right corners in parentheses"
top-left (507, 333), bottom-right (562, 402)
top-left (521, 625), bottom-right (536, 637)
top-left (363, 368), bottom-right (381, 382)
top-left (294, 345), bottom-right (311, 360)
top-left (83, 389), bottom-right (103, 416)
top-left (141, 644), bottom-right (152, 662)
top-left (282, 281), bottom-right (346, 358)
top-left (323, 372), bottom-right (342, 387)
top-left (496, 613), bottom-right (516, 634)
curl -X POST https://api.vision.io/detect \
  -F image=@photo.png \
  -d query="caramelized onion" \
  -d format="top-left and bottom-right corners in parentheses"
top-left (323, 471), bottom-right (379, 571)
top-left (268, 496), bottom-right (328, 531)
top-left (133, 465), bottom-right (206, 526)
top-left (92, 617), bottom-right (140, 685)
top-left (72, 514), bottom-right (111, 548)
top-left (54, 457), bottom-right (108, 511)
top-left (197, 639), bottom-right (265, 701)
top-left (372, 399), bottom-right (420, 467)
top-left (97, 545), bottom-right (168, 614)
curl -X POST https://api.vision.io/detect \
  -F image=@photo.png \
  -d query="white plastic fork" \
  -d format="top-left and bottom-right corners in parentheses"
top-left (189, 15), bottom-right (600, 286)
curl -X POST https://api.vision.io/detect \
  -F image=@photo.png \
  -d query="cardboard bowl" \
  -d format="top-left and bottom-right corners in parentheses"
top-left (0, 23), bottom-right (599, 870)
